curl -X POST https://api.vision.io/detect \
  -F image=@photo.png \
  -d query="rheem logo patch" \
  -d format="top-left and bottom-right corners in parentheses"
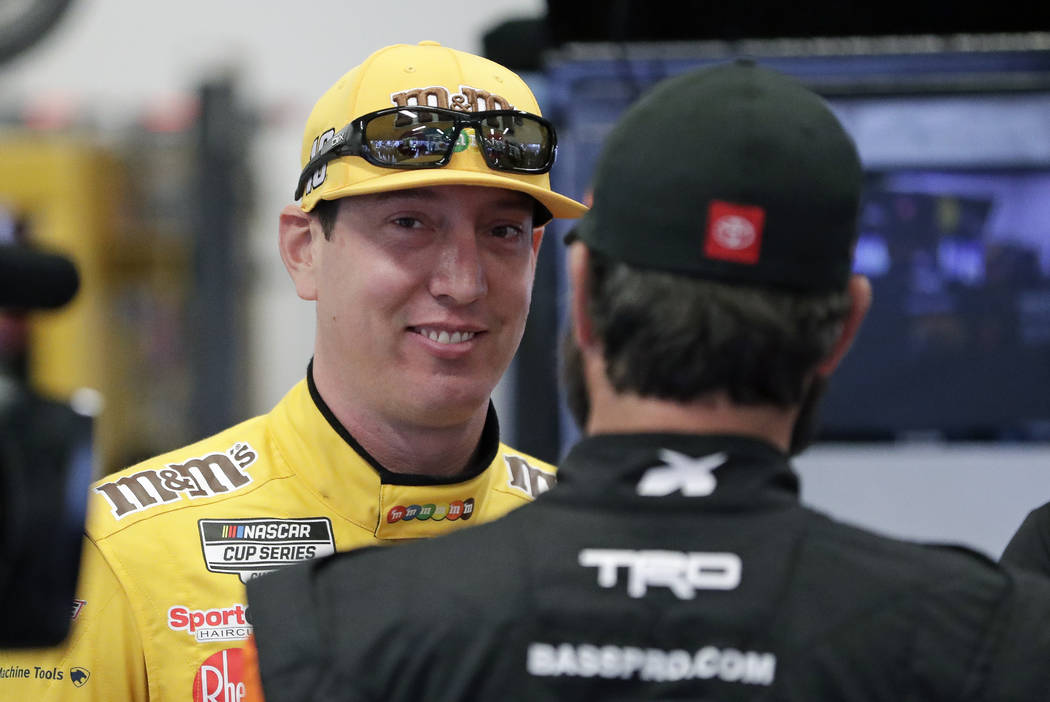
top-left (704, 200), bottom-right (765, 264)
top-left (193, 647), bottom-right (244, 702)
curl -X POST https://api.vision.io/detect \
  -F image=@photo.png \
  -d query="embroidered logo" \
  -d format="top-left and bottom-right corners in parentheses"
top-left (705, 200), bottom-right (765, 264)
top-left (193, 648), bottom-right (244, 702)
top-left (169, 604), bottom-right (251, 643)
top-left (387, 498), bottom-right (474, 524)
top-left (527, 642), bottom-right (775, 685)
top-left (94, 443), bottom-right (257, 519)
top-left (579, 549), bottom-right (742, 598)
top-left (505, 455), bottom-right (556, 499)
top-left (69, 667), bottom-right (90, 688)
top-left (636, 450), bottom-right (727, 497)
top-left (389, 84), bottom-right (512, 112)
top-left (198, 517), bottom-right (335, 584)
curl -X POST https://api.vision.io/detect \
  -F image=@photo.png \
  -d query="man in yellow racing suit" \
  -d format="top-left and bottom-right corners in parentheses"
top-left (0, 39), bottom-right (585, 701)
top-left (0, 371), bottom-right (556, 700)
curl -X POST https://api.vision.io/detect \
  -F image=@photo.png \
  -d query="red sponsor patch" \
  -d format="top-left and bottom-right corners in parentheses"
top-left (193, 647), bottom-right (244, 702)
top-left (704, 200), bottom-right (765, 264)
top-left (447, 500), bottom-right (465, 521)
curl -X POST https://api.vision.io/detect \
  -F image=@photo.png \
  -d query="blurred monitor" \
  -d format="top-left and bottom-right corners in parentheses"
top-left (824, 171), bottom-right (1050, 440)
top-left (542, 40), bottom-right (1050, 449)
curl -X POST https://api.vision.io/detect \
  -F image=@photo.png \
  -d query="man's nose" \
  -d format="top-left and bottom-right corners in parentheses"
top-left (429, 229), bottom-right (487, 305)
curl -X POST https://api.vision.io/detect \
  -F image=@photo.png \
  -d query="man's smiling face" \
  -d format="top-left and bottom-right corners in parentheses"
top-left (308, 185), bottom-right (542, 429)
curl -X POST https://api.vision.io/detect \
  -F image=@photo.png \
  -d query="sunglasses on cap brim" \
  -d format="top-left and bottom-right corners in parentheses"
top-left (295, 106), bottom-right (558, 201)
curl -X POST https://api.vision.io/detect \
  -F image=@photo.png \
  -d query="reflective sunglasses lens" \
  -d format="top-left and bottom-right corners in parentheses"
top-left (363, 109), bottom-right (456, 166)
top-left (476, 115), bottom-right (553, 171)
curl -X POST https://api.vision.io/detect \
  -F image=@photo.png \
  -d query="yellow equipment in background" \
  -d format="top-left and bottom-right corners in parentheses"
top-left (0, 132), bottom-right (192, 477)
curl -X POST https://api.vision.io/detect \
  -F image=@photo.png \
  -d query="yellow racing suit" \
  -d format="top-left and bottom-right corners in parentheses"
top-left (0, 373), bottom-right (555, 700)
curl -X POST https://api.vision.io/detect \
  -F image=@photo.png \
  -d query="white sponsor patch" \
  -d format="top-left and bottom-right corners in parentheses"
top-left (199, 517), bottom-right (335, 583)
top-left (637, 450), bottom-right (727, 497)
top-left (168, 604), bottom-right (252, 643)
top-left (579, 549), bottom-right (741, 599)
top-left (527, 642), bottom-right (776, 686)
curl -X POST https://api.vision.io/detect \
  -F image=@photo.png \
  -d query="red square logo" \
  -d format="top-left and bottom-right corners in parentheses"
top-left (704, 200), bottom-right (765, 264)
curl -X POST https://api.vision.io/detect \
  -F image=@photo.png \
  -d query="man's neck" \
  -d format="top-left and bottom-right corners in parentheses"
top-left (311, 365), bottom-right (489, 479)
top-left (338, 406), bottom-right (488, 478)
top-left (587, 391), bottom-right (797, 453)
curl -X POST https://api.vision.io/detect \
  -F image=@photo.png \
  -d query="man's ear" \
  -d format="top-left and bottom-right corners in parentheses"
top-left (567, 242), bottom-right (597, 351)
top-left (278, 204), bottom-right (321, 301)
top-left (816, 274), bottom-right (872, 377)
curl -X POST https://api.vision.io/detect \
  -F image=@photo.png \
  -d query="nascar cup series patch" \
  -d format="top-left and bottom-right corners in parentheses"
top-left (198, 517), bottom-right (335, 583)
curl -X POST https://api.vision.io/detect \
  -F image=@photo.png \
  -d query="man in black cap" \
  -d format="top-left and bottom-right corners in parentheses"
top-left (243, 60), bottom-right (1050, 701)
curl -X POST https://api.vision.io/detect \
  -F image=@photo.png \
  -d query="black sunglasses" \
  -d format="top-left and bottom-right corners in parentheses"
top-left (295, 106), bottom-right (558, 200)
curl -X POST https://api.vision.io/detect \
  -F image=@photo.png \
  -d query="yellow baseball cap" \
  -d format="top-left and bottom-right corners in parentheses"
top-left (296, 41), bottom-right (587, 222)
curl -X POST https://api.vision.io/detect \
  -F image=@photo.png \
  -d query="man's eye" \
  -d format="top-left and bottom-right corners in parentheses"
top-left (491, 225), bottom-right (524, 239)
top-left (392, 216), bottom-right (421, 228)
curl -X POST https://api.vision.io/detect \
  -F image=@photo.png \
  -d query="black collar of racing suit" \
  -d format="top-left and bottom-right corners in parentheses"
top-left (305, 360), bottom-right (501, 486)
top-left (550, 433), bottom-right (800, 511)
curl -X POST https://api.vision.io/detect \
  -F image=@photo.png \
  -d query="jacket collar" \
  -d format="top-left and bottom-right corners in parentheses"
top-left (553, 433), bottom-right (799, 510)
top-left (266, 364), bottom-right (507, 540)
top-left (306, 361), bottom-right (500, 485)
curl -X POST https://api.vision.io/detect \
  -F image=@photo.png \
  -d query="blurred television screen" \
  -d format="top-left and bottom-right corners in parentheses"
top-left (823, 170), bottom-right (1050, 439)
top-left (542, 41), bottom-right (1050, 448)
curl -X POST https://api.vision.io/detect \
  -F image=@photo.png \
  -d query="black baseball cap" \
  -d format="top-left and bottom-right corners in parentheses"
top-left (569, 59), bottom-right (863, 292)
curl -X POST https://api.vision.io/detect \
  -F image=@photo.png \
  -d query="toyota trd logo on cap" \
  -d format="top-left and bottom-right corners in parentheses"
top-left (714, 215), bottom-right (756, 250)
top-left (705, 201), bottom-right (765, 264)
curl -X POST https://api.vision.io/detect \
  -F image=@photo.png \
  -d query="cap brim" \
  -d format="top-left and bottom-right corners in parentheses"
top-left (313, 167), bottom-right (587, 221)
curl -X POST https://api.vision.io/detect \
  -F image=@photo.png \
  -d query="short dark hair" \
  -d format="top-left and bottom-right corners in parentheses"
top-left (585, 251), bottom-right (851, 407)
top-left (313, 198), bottom-right (341, 240)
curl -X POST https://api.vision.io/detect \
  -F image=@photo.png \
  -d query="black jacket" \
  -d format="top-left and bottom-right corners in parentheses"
top-left (247, 434), bottom-right (1050, 701)
top-left (1001, 500), bottom-right (1050, 579)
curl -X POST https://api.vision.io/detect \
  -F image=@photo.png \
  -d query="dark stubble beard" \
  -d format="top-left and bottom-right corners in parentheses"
top-left (788, 376), bottom-right (828, 456)
top-left (559, 328), bottom-right (590, 433)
